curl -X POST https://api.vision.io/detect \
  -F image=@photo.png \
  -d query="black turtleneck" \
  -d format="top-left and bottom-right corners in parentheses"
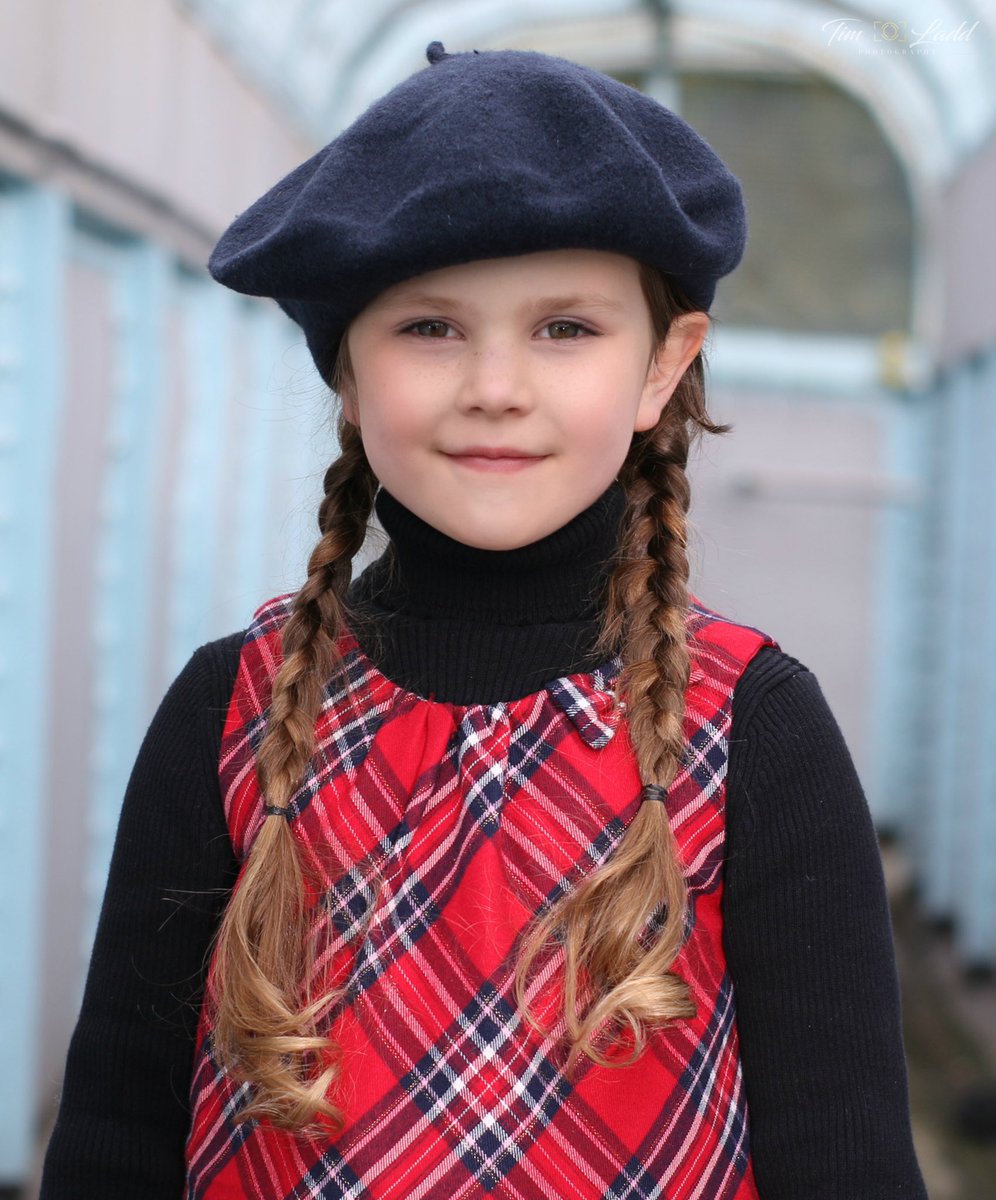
top-left (348, 487), bottom-right (625, 703)
top-left (40, 490), bottom-right (926, 1200)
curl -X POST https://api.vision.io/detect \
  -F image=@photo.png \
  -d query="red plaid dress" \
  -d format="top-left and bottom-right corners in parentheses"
top-left (185, 595), bottom-right (772, 1200)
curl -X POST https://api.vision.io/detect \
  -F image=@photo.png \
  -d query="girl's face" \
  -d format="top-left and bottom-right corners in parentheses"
top-left (342, 250), bottom-right (707, 550)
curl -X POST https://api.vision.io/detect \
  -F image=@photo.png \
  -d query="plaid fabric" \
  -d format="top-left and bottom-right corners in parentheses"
top-left (186, 595), bottom-right (773, 1200)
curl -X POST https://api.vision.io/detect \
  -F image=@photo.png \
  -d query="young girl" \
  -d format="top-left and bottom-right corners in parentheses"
top-left (41, 44), bottom-right (927, 1200)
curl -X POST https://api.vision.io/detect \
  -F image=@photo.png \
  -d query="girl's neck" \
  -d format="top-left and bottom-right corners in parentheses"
top-left (348, 486), bottom-right (626, 703)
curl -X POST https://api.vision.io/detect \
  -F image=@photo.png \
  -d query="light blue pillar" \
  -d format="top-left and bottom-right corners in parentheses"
top-left (166, 277), bottom-right (237, 677)
top-left (265, 336), bottom-right (339, 600)
top-left (226, 302), bottom-right (283, 627)
top-left (866, 390), bottom-right (931, 833)
top-left (958, 345), bottom-right (996, 966)
top-left (0, 180), bottom-right (69, 1183)
top-left (906, 386), bottom-right (944, 887)
top-left (79, 234), bottom-right (172, 962)
top-left (919, 368), bottom-right (974, 921)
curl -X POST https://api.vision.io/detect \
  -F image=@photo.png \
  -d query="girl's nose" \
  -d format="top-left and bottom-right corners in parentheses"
top-left (456, 342), bottom-right (534, 416)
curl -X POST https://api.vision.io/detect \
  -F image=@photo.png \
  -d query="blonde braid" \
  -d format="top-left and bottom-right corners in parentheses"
top-left (211, 417), bottom-right (377, 1129)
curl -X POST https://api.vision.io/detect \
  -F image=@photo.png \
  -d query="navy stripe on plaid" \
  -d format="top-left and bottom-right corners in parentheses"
top-left (290, 652), bottom-right (397, 817)
top-left (547, 662), bottom-right (622, 749)
top-left (289, 1153), bottom-right (367, 1200)
top-left (185, 1051), bottom-right (257, 1200)
top-left (455, 707), bottom-right (509, 834)
top-left (602, 980), bottom-right (750, 1199)
top-left (403, 983), bottom-right (571, 1191)
top-left (682, 716), bottom-right (728, 800)
top-left (505, 691), bottom-right (591, 794)
top-left (530, 813), bottom-right (631, 915)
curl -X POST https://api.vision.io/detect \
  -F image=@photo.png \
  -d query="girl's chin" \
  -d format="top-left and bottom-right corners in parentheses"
top-left (430, 508), bottom-right (588, 552)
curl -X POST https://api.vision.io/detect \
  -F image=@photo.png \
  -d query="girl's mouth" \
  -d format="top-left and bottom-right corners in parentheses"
top-left (444, 448), bottom-right (548, 473)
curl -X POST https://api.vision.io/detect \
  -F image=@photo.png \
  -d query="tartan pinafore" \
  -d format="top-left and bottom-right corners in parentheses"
top-left (185, 594), bottom-right (773, 1200)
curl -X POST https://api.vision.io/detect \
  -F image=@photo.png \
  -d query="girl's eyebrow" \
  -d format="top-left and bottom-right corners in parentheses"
top-left (532, 293), bottom-right (626, 312)
top-left (380, 292), bottom-right (466, 312)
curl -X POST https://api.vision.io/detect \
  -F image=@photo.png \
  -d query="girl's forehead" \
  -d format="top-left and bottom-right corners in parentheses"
top-left (366, 250), bottom-right (646, 308)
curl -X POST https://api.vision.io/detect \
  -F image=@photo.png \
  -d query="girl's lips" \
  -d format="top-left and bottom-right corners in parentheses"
top-left (444, 450), bottom-right (548, 473)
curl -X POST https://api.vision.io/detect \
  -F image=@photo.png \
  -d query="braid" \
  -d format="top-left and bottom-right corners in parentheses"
top-left (608, 414), bottom-right (695, 786)
top-left (211, 416), bottom-right (377, 1129)
top-left (257, 419), bottom-right (376, 813)
top-left (516, 265), bottom-right (725, 1069)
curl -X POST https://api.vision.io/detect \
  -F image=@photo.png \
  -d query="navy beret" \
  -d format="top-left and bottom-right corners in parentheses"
top-left (209, 43), bottom-right (746, 380)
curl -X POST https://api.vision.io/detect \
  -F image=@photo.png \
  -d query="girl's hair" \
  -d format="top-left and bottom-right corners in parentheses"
top-left (210, 419), bottom-right (378, 1127)
top-left (211, 263), bottom-right (725, 1128)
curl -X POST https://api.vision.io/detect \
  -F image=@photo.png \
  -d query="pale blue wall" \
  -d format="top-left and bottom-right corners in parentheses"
top-left (910, 348), bottom-right (996, 967)
top-left (0, 176), bottom-right (70, 1190)
top-left (0, 171), bottom-right (336, 1185)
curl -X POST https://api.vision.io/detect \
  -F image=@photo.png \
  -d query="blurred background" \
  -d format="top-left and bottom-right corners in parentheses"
top-left (2, 0), bottom-right (996, 1196)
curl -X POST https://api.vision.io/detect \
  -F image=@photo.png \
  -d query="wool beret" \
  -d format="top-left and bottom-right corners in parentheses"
top-left (209, 43), bottom-right (746, 380)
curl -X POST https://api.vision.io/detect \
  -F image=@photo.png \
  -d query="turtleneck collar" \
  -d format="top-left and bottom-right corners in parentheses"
top-left (347, 485), bottom-right (625, 703)
top-left (372, 486), bottom-right (625, 624)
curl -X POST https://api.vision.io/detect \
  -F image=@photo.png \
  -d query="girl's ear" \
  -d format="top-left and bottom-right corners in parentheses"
top-left (333, 333), bottom-right (361, 426)
top-left (340, 382), bottom-right (360, 427)
top-left (634, 312), bottom-right (710, 432)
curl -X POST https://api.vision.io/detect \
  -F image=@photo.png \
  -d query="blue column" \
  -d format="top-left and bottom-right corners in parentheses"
top-left (0, 180), bottom-right (69, 1183)
top-left (866, 390), bottom-right (931, 834)
top-left (266, 337), bottom-right (339, 600)
top-left (919, 367), bottom-right (974, 922)
top-left (957, 346), bottom-right (996, 966)
top-left (226, 301), bottom-right (283, 627)
top-left (166, 277), bottom-right (236, 677)
top-left (80, 235), bottom-right (171, 961)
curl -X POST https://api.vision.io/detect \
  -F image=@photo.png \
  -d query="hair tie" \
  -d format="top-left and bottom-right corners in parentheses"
top-left (263, 803), bottom-right (293, 819)
top-left (641, 784), bottom-right (669, 804)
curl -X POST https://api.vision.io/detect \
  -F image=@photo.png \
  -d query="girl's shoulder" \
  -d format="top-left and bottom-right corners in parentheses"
top-left (733, 644), bottom-right (814, 725)
top-left (688, 597), bottom-right (777, 662)
top-left (684, 600), bottom-right (841, 773)
top-left (245, 592), bottom-right (295, 642)
top-left (193, 628), bottom-right (246, 681)
top-left (159, 629), bottom-right (246, 731)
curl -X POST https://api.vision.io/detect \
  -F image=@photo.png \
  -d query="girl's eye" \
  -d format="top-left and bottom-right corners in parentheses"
top-left (543, 320), bottom-right (588, 340)
top-left (408, 319), bottom-right (452, 338)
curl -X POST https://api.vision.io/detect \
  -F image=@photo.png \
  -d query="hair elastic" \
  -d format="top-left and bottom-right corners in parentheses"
top-left (641, 784), bottom-right (669, 804)
top-left (263, 803), bottom-right (293, 819)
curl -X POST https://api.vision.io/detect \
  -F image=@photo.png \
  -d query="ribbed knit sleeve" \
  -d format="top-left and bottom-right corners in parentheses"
top-left (724, 647), bottom-right (926, 1199)
top-left (39, 635), bottom-right (243, 1200)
